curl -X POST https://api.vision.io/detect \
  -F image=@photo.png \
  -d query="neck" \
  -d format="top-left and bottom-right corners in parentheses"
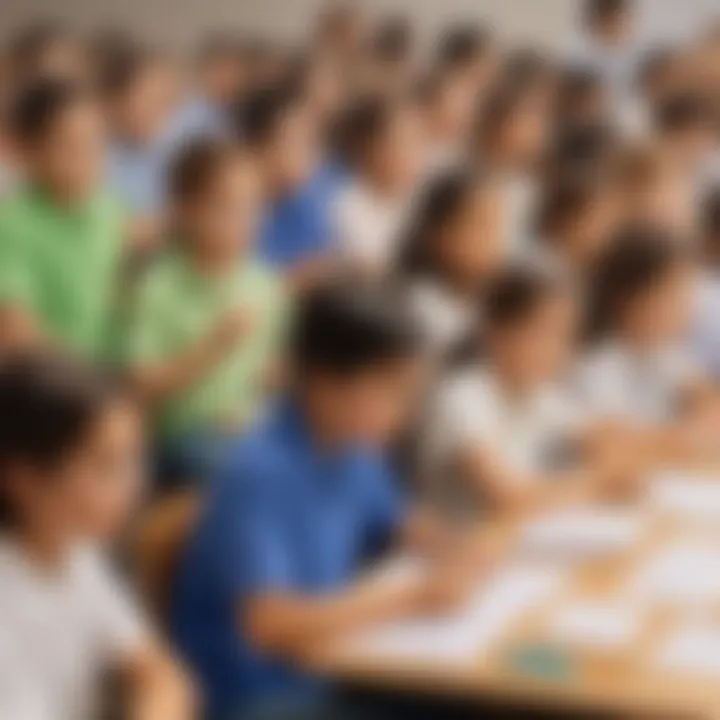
top-left (16, 526), bottom-right (70, 572)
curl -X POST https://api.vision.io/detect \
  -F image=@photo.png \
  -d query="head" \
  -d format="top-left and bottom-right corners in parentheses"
top-left (536, 173), bottom-right (617, 267)
top-left (0, 352), bottom-right (143, 546)
top-left (11, 78), bottom-right (106, 201)
top-left (240, 81), bottom-right (318, 193)
top-left (702, 188), bottom-right (720, 268)
top-left (583, 0), bottom-right (635, 46)
top-left (363, 16), bottom-right (414, 94)
top-left (285, 51), bottom-right (344, 127)
top-left (314, 3), bottom-right (364, 63)
top-left (291, 283), bottom-right (422, 447)
top-left (169, 138), bottom-right (259, 261)
top-left (589, 225), bottom-right (693, 347)
top-left (399, 170), bottom-right (505, 287)
top-left (197, 33), bottom-right (247, 105)
top-left (436, 24), bottom-right (498, 93)
top-left (344, 95), bottom-right (424, 195)
top-left (545, 122), bottom-right (617, 184)
top-left (102, 46), bottom-right (176, 144)
top-left (484, 267), bottom-right (579, 388)
top-left (556, 68), bottom-right (611, 128)
top-left (654, 93), bottom-right (716, 173)
top-left (417, 68), bottom-right (477, 145)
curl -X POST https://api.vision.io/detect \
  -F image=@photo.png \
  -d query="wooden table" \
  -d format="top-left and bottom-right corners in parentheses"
top-left (305, 493), bottom-right (720, 720)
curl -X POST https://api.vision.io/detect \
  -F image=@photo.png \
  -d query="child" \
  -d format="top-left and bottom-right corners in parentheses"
top-left (555, 67), bottom-right (612, 131)
top-left (423, 266), bottom-right (618, 519)
top-left (398, 170), bottom-right (505, 356)
top-left (578, 226), bottom-right (713, 450)
top-left (0, 78), bottom-right (125, 358)
top-left (533, 172), bottom-right (618, 275)
top-left (359, 16), bottom-right (415, 96)
top-left (170, 283), bottom-right (478, 719)
top-left (435, 24), bottom-right (498, 96)
top-left (125, 139), bottom-right (287, 491)
top-left (333, 95), bottom-right (424, 279)
top-left (245, 82), bottom-right (336, 290)
top-left (0, 351), bottom-right (192, 719)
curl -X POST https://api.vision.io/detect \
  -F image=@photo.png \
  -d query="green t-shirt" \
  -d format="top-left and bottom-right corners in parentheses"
top-left (126, 252), bottom-right (288, 436)
top-left (0, 184), bottom-right (125, 358)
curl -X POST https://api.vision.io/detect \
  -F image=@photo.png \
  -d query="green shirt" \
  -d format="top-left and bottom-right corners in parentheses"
top-left (0, 184), bottom-right (125, 358)
top-left (126, 252), bottom-right (287, 436)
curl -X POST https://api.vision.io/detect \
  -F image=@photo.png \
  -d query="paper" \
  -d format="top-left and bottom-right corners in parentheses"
top-left (344, 564), bottom-right (566, 663)
top-left (631, 542), bottom-right (720, 606)
top-left (519, 508), bottom-right (644, 559)
top-left (653, 623), bottom-right (720, 676)
top-left (649, 473), bottom-right (720, 521)
top-left (550, 603), bottom-right (641, 649)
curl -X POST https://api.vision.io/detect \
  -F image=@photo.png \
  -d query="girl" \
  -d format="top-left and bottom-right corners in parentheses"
top-left (0, 351), bottom-right (192, 720)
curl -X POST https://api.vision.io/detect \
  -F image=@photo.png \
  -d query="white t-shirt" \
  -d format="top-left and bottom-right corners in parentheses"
top-left (0, 540), bottom-right (147, 720)
top-left (332, 180), bottom-right (411, 277)
top-left (575, 341), bottom-right (699, 426)
top-left (423, 369), bottom-right (584, 514)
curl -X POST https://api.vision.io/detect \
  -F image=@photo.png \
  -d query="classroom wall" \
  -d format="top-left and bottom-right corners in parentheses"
top-left (0, 0), bottom-right (718, 48)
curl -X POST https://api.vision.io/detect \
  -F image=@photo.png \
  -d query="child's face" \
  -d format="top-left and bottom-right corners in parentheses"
top-left (27, 99), bottom-right (106, 199)
top-left (428, 76), bottom-right (476, 141)
top-left (183, 158), bottom-right (260, 258)
top-left (266, 104), bottom-right (319, 191)
top-left (502, 100), bottom-right (550, 166)
top-left (439, 182), bottom-right (506, 283)
top-left (369, 107), bottom-right (424, 194)
top-left (492, 294), bottom-right (579, 386)
top-left (622, 262), bottom-right (694, 346)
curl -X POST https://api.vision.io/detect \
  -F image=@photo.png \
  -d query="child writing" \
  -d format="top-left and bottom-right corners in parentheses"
top-left (0, 78), bottom-right (125, 357)
top-left (0, 351), bottom-right (192, 720)
top-left (125, 139), bottom-right (287, 491)
top-left (170, 283), bottom-right (482, 719)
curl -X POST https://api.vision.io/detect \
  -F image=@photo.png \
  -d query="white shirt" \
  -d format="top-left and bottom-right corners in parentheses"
top-left (332, 180), bottom-right (411, 277)
top-left (690, 272), bottom-right (720, 381)
top-left (503, 173), bottom-right (538, 260)
top-left (0, 540), bottom-right (147, 720)
top-left (575, 341), bottom-right (699, 426)
top-left (423, 369), bottom-right (583, 514)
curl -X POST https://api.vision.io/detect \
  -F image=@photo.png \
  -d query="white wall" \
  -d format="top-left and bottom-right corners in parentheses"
top-left (0, 0), bottom-right (718, 49)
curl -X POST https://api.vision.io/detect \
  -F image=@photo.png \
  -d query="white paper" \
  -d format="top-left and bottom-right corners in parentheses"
top-left (344, 563), bottom-right (566, 663)
top-left (519, 508), bottom-right (644, 559)
top-left (630, 542), bottom-right (720, 606)
top-left (654, 623), bottom-right (720, 676)
top-left (649, 473), bottom-right (720, 521)
top-left (550, 602), bottom-right (640, 649)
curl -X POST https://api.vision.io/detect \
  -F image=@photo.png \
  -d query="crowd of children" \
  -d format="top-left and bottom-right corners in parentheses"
top-left (2, 0), bottom-right (720, 718)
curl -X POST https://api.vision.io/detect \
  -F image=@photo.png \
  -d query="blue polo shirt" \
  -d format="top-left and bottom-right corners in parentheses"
top-left (257, 163), bottom-right (346, 271)
top-left (169, 399), bottom-right (404, 718)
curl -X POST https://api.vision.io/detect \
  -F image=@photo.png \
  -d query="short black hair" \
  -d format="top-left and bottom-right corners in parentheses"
top-left (169, 138), bottom-right (239, 202)
top-left (235, 80), bottom-right (302, 146)
top-left (0, 352), bottom-right (121, 526)
top-left (584, 0), bottom-right (632, 24)
top-left (437, 25), bottom-right (492, 70)
top-left (546, 121), bottom-right (616, 184)
top-left (291, 282), bottom-right (421, 376)
top-left (588, 224), bottom-right (683, 338)
top-left (654, 92), bottom-right (715, 134)
top-left (370, 17), bottom-right (413, 64)
top-left (10, 76), bottom-right (90, 144)
top-left (485, 266), bottom-right (561, 329)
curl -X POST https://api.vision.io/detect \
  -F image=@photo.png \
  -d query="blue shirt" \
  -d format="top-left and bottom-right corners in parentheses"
top-left (170, 400), bottom-right (404, 718)
top-left (257, 163), bottom-right (346, 270)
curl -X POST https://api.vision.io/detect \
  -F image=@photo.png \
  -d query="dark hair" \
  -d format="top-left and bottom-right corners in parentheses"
top-left (0, 352), bottom-right (121, 527)
top-left (475, 80), bottom-right (530, 143)
top-left (587, 224), bottom-right (683, 339)
top-left (501, 49), bottom-right (555, 93)
top-left (557, 68), bottom-right (605, 118)
top-left (654, 92), bottom-right (714, 134)
top-left (169, 138), bottom-right (239, 202)
top-left (100, 44), bottom-right (159, 100)
top-left (437, 25), bottom-right (492, 70)
top-left (702, 188), bottom-right (720, 245)
top-left (291, 282), bottom-right (421, 375)
top-left (235, 80), bottom-right (301, 146)
top-left (584, 0), bottom-right (631, 24)
top-left (485, 266), bottom-right (560, 329)
top-left (398, 170), bottom-right (483, 279)
top-left (10, 76), bottom-right (89, 144)
top-left (8, 20), bottom-right (75, 77)
top-left (545, 121), bottom-right (616, 184)
top-left (370, 17), bottom-right (413, 64)
top-left (536, 173), bottom-right (605, 239)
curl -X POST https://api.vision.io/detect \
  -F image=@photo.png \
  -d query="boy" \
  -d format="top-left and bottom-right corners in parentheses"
top-left (125, 139), bottom-right (287, 490)
top-left (0, 78), bottom-right (125, 358)
top-left (170, 283), bottom-right (479, 719)
top-left (244, 82), bottom-right (337, 290)
top-left (424, 267), bottom-right (622, 518)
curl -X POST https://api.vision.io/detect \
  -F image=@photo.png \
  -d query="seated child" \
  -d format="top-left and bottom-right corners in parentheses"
top-left (424, 266), bottom-right (619, 519)
top-left (333, 94), bottom-right (424, 280)
top-left (170, 283), bottom-right (480, 719)
top-left (125, 139), bottom-right (287, 491)
top-left (0, 351), bottom-right (192, 720)
top-left (398, 169), bottom-right (505, 356)
top-left (0, 78), bottom-right (125, 358)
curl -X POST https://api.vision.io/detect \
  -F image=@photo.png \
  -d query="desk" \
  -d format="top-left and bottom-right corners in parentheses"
top-left (305, 479), bottom-right (720, 720)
